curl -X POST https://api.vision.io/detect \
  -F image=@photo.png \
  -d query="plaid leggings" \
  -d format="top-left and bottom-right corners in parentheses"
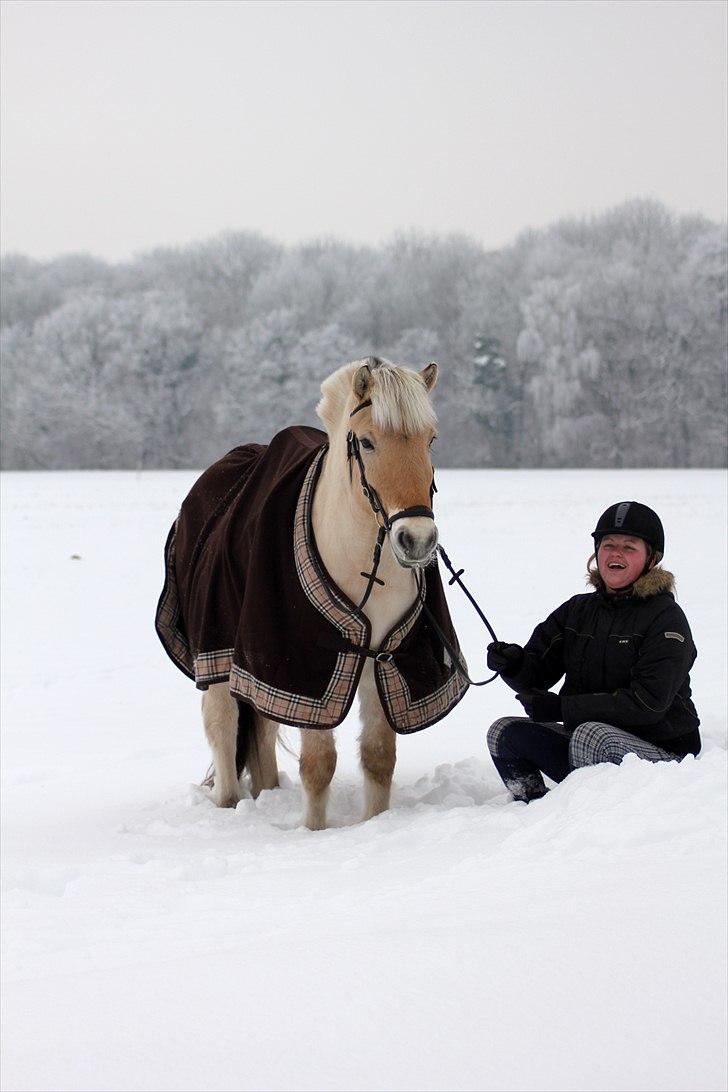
top-left (487, 716), bottom-right (680, 802)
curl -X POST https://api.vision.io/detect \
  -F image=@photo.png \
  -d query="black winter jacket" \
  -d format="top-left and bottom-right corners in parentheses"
top-left (503, 568), bottom-right (700, 756)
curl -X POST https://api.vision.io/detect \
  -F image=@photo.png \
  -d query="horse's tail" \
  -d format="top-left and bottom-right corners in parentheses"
top-left (236, 698), bottom-right (256, 777)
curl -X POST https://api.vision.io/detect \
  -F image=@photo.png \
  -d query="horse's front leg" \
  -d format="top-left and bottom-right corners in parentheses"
top-left (358, 662), bottom-right (397, 820)
top-left (202, 682), bottom-right (240, 808)
top-left (299, 728), bottom-right (337, 830)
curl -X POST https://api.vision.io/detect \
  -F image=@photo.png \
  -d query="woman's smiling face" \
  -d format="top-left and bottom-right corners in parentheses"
top-left (597, 534), bottom-right (652, 591)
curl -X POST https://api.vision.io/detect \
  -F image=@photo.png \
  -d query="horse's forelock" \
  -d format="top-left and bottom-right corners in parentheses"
top-left (317, 359), bottom-right (437, 435)
top-left (369, 364), bottom-right (437, 435)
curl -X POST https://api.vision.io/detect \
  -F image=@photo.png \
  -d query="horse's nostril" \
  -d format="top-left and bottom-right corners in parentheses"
top-left (424, 528), bottom-right (437, 553)
top-left (398, 528), bottom-right (415, 554)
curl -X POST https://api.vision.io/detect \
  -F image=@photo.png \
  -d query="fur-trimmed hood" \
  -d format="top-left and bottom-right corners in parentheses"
top-left (588, 566), bottom-right (676, 598)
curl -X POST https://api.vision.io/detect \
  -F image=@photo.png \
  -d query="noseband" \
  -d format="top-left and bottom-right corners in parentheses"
top-left (346, 397), bottom-right (436, 609)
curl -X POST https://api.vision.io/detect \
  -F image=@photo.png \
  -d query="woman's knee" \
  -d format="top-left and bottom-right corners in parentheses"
top-left (569, 721), bottom-right (614, 768)
top-left (487, 717), bottom-right (522, 758)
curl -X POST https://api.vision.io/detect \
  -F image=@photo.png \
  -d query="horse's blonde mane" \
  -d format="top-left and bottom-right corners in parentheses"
top-left (317, 358), bottom-right (437, 435)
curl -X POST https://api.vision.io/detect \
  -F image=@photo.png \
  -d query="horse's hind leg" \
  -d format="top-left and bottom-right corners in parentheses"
top-left (358, 662), bottom-right (396, 820)
top-left (300, 728), bottom-right (336, 831)
top-left (202, 682), bottom-right (240, 808)
top-left (248, 713), bottom-right (280, 797)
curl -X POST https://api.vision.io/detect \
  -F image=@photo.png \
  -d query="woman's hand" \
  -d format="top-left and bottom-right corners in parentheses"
top-left (487, 641), bottom-right (524, 676)
top-left (516, 690), bottom-right (563, 722)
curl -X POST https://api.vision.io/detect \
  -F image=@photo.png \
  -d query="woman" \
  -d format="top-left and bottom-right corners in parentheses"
top-left (486, 501), bottom-right (700, 802)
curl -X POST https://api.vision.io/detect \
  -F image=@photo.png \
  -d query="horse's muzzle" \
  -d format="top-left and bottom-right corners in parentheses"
top-left (391, 519), bottom-right (439, 568)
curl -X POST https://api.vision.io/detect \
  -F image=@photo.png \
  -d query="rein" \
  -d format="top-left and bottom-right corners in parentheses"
top-left (345, 399), bottom-right (500, 686)
top-left (416, 551), bottom-right (500, 687)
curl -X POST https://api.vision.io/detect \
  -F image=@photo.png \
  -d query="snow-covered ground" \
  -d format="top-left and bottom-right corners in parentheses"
top-left (1, 467), bottom-right (726, 1092)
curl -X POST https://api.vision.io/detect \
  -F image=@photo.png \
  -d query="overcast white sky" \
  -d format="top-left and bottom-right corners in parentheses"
top-left (1, 0), bottom-right (726, 262)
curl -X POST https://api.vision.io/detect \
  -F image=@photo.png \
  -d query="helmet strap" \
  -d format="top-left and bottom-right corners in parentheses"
top-left (641, 547), bottom-right (660, 577)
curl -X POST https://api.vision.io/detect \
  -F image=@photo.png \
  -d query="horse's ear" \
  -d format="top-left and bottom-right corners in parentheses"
top-left (420, 361), bottom-right (438, 392)
top-left (353, 363), bottom-right (373, 400)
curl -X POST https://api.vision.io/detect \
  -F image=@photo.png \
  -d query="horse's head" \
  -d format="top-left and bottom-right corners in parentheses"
top-left (317, 357), bottom-right (439, 569)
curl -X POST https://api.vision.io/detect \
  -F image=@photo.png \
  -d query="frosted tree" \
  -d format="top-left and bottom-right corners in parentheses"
top-left (0, 293), bottom-right (141, 468)
top-left (1, 252), bottom-right (111, 330)
top-left (381, 327), bottom-right (440, 368)
top-left (517, 278), bottom-right (604, 465)
top-left (1, 199), bottom-right (725, 470)
top-left (101, 291), bottom-right (206, 467)
top-left (114, 232), bottom-right (282, 331)
top-left (212, 310), bottom-right (360, 450)
top-left (671, 224), bottom-right (728, 464)
top-left (246, 241), bottom-right (376, 340)
top-left (0, 290), bottom-right (205, 468)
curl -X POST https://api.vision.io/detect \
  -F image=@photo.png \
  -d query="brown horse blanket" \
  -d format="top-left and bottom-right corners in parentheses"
top-left (156, 425), bottom-right (468, 733)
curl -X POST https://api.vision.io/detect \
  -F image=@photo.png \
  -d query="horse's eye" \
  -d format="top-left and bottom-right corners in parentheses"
top-left (429, 436), bottom-right (437, 448)
top-left (360, 437), bottom-right (375, 451)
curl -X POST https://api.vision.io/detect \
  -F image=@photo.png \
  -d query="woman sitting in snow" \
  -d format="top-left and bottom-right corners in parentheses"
top-left (485, 501), bottom-right (700, 802)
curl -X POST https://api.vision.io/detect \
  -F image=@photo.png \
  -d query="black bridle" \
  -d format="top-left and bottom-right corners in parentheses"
top-left (345, 398), bottom-right (500, 686)
top-left (347, 398), bottom-right (435, 526)
top-left (346, 397), bottom-right (435, 610)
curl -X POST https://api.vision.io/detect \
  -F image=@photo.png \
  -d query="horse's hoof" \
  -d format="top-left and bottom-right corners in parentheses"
top-left (214, 792), bottom-right (240, 809)
top-left (362, 803), bottom-right (389, 821)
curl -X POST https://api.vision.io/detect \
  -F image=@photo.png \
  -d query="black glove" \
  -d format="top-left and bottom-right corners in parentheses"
top-left (516, 690), bottom-right (563, 722)
top-left (487, 641), bottom-right (524, 677)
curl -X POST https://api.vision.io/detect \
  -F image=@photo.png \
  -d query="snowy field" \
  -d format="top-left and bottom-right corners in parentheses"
top-left (1, 466), bottom-right (726, 1092)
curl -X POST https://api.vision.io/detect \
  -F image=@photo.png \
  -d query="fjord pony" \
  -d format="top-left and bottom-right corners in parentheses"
top-left (203, 358), bottom-right (439, 829)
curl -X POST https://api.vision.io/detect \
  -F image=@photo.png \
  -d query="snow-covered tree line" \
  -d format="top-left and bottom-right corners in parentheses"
top-left (1, 199), bottom-right (725, 469)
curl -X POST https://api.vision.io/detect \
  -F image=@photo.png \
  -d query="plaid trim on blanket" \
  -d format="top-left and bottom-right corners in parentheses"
top-left (373, 576), bottom-right (467, 731)
top-left (294, 449), bottom-right (370, 647)
top-left (155, 517), bottom-right (195, 680)
top-left (230, 652), bottom-right (361, 727)
top-left (194, 648), bottom-right (235, 686)
top-left (375, 655), bottom-right (467, 733)
top-left (158, 534), bottom-right (237, 688)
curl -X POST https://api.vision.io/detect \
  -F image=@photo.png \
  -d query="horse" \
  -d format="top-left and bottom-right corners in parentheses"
top-left (156, 357), bottom-right (468, 830)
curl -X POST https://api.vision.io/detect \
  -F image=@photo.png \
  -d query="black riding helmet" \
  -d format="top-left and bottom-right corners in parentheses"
top-left (592, 501), bottom-right (665, 558)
